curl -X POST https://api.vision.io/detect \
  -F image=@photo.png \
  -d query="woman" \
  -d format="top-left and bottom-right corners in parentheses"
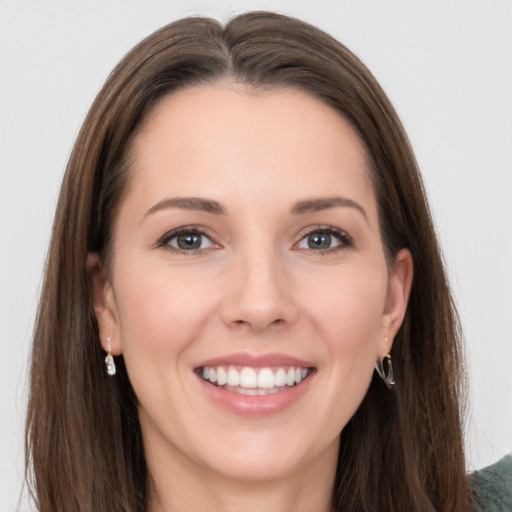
top-left (24, 11), bottom-right (509, 512)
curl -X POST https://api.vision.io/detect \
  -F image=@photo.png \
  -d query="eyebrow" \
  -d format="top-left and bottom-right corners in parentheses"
top-left (291, 196), bottom-right (368, 222)
top-left (143, 195), bottom-right (368, 222)
top-left (144, 197), bottom-right (227, 219)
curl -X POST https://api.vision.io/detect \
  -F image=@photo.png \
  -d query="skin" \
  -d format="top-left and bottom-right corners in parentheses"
top-left (90, 82), bottom-right (413, 512)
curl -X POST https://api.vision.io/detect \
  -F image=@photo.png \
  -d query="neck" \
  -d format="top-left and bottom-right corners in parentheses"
top-left (146, 441), bottom-right (338, 512)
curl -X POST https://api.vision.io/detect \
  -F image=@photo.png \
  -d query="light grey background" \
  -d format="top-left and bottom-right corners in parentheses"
top-left (1, 1), bottom-right (511, 510)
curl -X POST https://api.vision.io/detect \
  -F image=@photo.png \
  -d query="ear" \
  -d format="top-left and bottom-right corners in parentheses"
top-left (87, 253), bottom-right (122, 355)
top-left (379, 248), bottom-right (413, 355)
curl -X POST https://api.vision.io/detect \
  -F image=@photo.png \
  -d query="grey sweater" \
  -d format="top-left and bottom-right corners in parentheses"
top-left (470, 454), bottom-right (512, 511)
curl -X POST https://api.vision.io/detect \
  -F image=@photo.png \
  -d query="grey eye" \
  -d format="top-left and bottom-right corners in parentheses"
top-left (166, 231), bottom-right (215, 251)
top-left (306, 233), bottom-right (332, 249)
top-left (175, 233), bottom-right (203, 250)
top-left (298, 230), bottom-right (344, 251)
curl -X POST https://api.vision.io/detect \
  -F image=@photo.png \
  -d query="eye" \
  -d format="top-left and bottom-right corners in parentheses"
top-left (296, 227), bottom-right (352, 252)
top-left (158, 227), bottom-right (217, 253)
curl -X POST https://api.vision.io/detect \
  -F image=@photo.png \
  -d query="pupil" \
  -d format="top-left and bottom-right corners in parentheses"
top-left (308, 233), bottom-right (331, 249)
top-left (177, 233), bottom-right (201, 250)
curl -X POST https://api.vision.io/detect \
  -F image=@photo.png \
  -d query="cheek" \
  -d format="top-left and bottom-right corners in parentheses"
top-left (301, 263), bottom-right (387, 406)
top-left (113, 261), bottom-right (218, 359)
top-left (308, 267), bottom-right (387, 346)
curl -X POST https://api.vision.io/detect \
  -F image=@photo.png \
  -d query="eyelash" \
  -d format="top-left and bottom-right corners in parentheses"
top-left (155, 225), bottom-right (353, 255)
top-left (155, 226), bottom-right (218, 255)
top-left (295, 225), bottom-right (354, 255)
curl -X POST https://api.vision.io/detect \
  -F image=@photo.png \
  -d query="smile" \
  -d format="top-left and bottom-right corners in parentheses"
top-left (200, 366), bottom-right (312, 395)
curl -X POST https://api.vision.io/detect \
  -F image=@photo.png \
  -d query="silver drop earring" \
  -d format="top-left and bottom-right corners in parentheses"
top-left (375, 354), bottom-right (394, 389)
top-left (105, 337), bottom-right (116, 376)
top-left (375, 337), bottom-right (394, 389)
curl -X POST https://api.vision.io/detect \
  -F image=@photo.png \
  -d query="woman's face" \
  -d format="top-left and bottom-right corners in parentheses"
top-left (92, 83), bottom-right (412, 484)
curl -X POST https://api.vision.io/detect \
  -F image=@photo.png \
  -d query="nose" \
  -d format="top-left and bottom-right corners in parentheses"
top-left (221, 250), bottom-right (298, 333)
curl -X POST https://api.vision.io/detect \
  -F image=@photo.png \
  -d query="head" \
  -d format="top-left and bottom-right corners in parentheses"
top-left (26, 12), bottom-right (469, 512)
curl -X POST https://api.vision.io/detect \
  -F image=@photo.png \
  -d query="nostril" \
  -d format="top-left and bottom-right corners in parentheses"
top-left (229, 317), bottom-right (287, 331)
top-left (230, 319), bottom-right (251, 331)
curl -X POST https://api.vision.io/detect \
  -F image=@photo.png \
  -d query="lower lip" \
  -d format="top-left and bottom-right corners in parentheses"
top-left (197, 372), bottom-right (315, 417)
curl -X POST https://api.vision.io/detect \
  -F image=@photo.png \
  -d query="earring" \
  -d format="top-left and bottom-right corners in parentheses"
top-left (375, 354), bottom-right (395, 389)
top-left (105, 337), bottom-right (116, 376)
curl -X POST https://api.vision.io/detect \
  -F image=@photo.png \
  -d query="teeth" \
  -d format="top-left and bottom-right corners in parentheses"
top-left (200, 365), bottom-right (310, 391)
top-left (235, 387), bottom-right (258, 396)
top-left (227, 367), bottom-right (240, 386)
top-left (275, 368), bottom-right (286, 387)
top-left (224, 385), bottom-right (289, 396)
top-left (240, 367), bottom-right (257, 388)
top-left (258, 368), bottom-right (274, 388)
top-left (217, 367), bottom-right (227, 386)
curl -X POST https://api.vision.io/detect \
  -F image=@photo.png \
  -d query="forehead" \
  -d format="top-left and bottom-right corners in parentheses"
top-left (126, 82), bottom-right (375, 216)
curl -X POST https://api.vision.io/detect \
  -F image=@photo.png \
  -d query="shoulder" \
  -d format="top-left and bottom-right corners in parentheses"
top-left (470, 454), bottom-right (512, 511)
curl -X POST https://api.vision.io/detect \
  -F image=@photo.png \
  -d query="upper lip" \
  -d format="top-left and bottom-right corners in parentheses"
top-left (195, 352), bottom-right (315, 369)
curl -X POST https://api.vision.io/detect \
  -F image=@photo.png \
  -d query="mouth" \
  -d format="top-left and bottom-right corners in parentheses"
top-left (196, 365), bottom-right (314, 396)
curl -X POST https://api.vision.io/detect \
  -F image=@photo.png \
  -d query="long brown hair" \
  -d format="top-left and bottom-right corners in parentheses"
top-left (25, 11), bottom-right (472, 511)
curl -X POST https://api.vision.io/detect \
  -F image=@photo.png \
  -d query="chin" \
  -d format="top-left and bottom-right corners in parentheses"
top-left (192, 427), bottom-right (338, 484)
